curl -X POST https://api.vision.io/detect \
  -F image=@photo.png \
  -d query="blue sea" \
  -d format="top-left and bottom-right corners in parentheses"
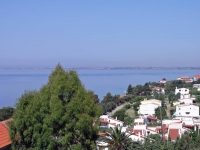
top-left (0, 69), bottom-right (199, 108)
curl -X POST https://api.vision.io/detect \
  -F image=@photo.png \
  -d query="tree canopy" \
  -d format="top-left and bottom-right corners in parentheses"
top-left (0, 106), bottom-right (15, 121)
top-left (104, 127), bottom-right (132, 150)
top-left (9, 64), bottom-right (100, 150)
top-left (100, 92), bottom-right (125, 114)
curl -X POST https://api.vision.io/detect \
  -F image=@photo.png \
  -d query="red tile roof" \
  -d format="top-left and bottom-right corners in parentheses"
top-left (194, 74), bottom-right (200, 79)
top-left (178, 76), bottom-right (190, 79)
top-left (0, 121), bottom-right (12, 148)
top-left (134, 129), bottom-right (143, 135)
top-left (108, 122), bottom-right (117, 127)
top-left (169, 129), bottom-right (179, 140)
top-left (128, 127), bottom-right (133, 131)
top-left (120, 95), bottom-right (125, 99)
top-left (147, 116), bottom-right (157, 121)
top-left (100, 119), bottom-right (108, 123)
top-left (156, 125), bottom-right (168, 133)
top-left (183, 124), bottom-right (194, 128)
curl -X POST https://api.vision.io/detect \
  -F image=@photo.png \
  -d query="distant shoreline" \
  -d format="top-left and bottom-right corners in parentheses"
top-left (0, 67), bottom-right (200, 70)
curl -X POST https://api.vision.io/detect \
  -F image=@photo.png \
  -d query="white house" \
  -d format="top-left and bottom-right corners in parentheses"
top-left (134, 117), bottom-right (144, 125)
top-left (177, 76), bottom-right (193, 83)
top-left (194, 75), bottom-right (200, 81)
top-left (138, 99), bottom-right (161, 116)
top-left (133, 124), bottom-right (147, 137)
top-left (167, 123), bottom-right (183, 141)
top-left (193, 84), bottom-right (200, 91)
top-left (174, 104), bottom-right (199, 117)
top-left (181, 117), bottom-right (194, 127)
top-left (129, 133), bottom-right (145, 143)
top-left (151, 87), bottom-right (165, 94)
top-left (178, 98), bottom-right (193, 105)
top-left (159, 78), bottom-right (167, 84)
top-left (99, 115), bottom-right (124, 128)
top-left (175, 87), bottom-right (189, 95)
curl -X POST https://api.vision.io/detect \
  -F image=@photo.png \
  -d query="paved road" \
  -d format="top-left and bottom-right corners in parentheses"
top-left (107, 102), bottom-right (128, 116)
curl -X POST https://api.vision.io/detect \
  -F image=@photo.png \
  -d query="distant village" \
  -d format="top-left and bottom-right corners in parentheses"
top-left (1, 74), bottom-right (200, 149)
top-left (96, 74), bottom-right (200, 149)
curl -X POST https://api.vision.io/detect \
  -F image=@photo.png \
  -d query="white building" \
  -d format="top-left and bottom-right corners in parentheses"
top-left (159, 78), bottom-right (167, 84)
top-left (174, 104), bottom-right (199, 117)
top-left (194, 75), bottom-right (200, 82)
top-left (167, 123), bottom-right (183, 141)
top-left (175, 87), bottom-right (189, 95)
top-left (193, 84), bottom-right (200, 91)
top-left (178, 98), bottom-right (193, 105)
top-left (133, 124), bottom-right (147, 137)
top-left (151, 87), bottom-right (165, 94)
top-left (129, 133), bottom-right (145, 143)
top-left (177, 76), bottom-right (193, 83)
top-left (99, 115), bottom-right (124, 128)
top-left (138, 99), bottom-right (161, 116)
top-left (134, 117), bottom-right (144, 125)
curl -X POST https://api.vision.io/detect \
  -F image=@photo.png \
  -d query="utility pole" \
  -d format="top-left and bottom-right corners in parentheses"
top-left (160, 106), bottom-right (164, 142)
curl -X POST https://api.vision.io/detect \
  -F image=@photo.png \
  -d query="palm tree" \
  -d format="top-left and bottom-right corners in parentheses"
top-left (104, 126), bottom-right (132, 150)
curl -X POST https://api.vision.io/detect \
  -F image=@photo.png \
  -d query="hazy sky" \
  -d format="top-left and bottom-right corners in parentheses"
top-left (0, 1), bottom-right (200, 68)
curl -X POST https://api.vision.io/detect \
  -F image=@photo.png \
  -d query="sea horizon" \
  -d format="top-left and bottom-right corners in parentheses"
top-left (0, 69), bottom-right (200, 109)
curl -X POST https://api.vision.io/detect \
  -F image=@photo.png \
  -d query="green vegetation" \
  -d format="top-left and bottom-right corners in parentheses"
top-left (100, 92), bottom-right (126, 114)
top-left (112, 109), bottom-right (126, 122)
top-left (190, 88), bottom-right (200, 96)
top-left (168, 92), bottom-right (180, 102)
top-left (126, 83), bottom-right (151, 96)
top-left (4, 67), bottom-right (200, 149)
top-left (122, 131), bottom-right (200, 150)
top-left (9, 64), bottom-right (100, 150)
top-left (0, 107), bottom-right (15, 121)
top-left (99, 127), bottom-right (200, 150)
top-left (98, 127), bottom-right (112, 133)
top-left (111, 104), bottom-right (134, 126)
top-left (125, 108), bottom-right (135, 118)
top-left (104, 127), bottom-right (132, 150)
top-left (155, 107), bottom-right (167, 120)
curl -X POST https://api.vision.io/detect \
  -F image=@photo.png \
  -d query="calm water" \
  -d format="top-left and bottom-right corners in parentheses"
top-left (0, 69), bottom-right (199, 108)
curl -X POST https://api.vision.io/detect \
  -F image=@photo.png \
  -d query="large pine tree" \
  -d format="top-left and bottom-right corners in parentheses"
top-left (9, 64), bottom-right (100, 150)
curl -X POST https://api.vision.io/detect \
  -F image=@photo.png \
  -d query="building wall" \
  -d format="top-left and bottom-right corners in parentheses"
top-left (108, 118), bottom-right (123, 127)
top-left (175, 88), bottom-right (189, 95)
top-left (138, 104), bottom-right (159, 115)
top-left (179, 98), bottom-right (193, 105)
top-left (175, 105), bottom-right (199, 117)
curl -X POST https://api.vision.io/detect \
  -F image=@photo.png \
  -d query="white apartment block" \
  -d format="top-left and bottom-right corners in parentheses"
top-left (174, 104), bottom-right (199, 117)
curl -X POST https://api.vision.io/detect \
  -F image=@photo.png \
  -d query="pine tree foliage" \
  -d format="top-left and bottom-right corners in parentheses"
top-left (9, 64), bottom-right (100, 150)
top-left (0, 106), bottom-right (15, 121)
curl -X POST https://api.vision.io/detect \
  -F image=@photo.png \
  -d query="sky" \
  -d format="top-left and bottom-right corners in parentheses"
top-left (0, 0), bottom-right (200, 68)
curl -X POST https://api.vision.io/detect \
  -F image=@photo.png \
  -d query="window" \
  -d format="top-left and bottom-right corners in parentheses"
top-left (186, 112), bottom-right (190, 114)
